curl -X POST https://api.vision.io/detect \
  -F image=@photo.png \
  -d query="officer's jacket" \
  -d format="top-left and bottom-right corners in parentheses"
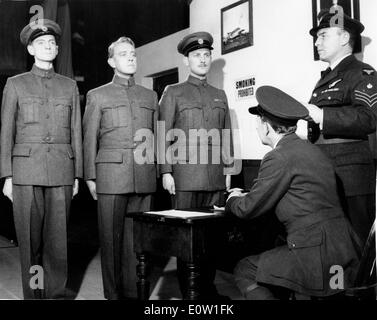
top-left (308, 55), bottom-right (377, 196)
top-left (159, 75), bottom-right (233, 192)
top-left (83, 75), bottom-right (158, 194)
top-left (226, 134), bottom-right (360, 296)
top-left (0, 64), bottom-right (83, 186)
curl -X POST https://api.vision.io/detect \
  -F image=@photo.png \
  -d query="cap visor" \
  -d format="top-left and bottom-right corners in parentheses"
top-left (248, 106), bottom-right (261, 115)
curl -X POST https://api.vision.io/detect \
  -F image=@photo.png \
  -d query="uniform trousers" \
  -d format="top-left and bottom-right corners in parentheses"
top-left (173, 190), bottom-right (224, 299)
top-left (234, 255), bottom-right (279, 300)
top-left (317, 143), bottom-right (376, 245)
top-left (12, 184), bottom-right (72, 299)
top-left (97, 193), bottom-right (152, 300)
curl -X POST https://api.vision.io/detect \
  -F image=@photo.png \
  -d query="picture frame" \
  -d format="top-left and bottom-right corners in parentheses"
top-left (311, 0), bottom-right (361, 60)
top-left (221, 0), bottom-right (253, 55)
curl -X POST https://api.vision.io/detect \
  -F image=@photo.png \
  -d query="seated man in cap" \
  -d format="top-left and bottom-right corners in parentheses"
top-left (305, 9), bottom-right (377, 245)
top-left (1, 19), bottom-right (83, 299)
top-left (159, 31), bottom-right (234, 299)
top-left (226, 86), bottom-right (361, 300)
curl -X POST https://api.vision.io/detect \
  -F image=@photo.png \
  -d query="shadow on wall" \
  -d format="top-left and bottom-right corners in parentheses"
top-left (356, 36), bottom-right (372, 62)
top-left (208, 58), bottom-right (225, 90)
top-left (208, 58), bottom-right (242, 175)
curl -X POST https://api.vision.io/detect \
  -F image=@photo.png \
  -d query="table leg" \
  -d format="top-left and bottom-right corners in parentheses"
top-left (136, 252), bottom-right (150, 300)
top-left (185, 261), bottom-right (200, 300)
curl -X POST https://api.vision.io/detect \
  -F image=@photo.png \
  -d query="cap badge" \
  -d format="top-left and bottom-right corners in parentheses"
top-left (198, 38), bottom-right (204, 45)
top-left (39, 25), bottom-right (48, 32)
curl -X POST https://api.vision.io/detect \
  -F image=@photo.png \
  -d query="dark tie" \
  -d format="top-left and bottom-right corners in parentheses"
top-left (321, 67), bottom-right (332, 79)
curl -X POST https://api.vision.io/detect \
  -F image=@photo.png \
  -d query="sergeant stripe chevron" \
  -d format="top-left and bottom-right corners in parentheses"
top-left (355, 90), bottom-right (377, 108)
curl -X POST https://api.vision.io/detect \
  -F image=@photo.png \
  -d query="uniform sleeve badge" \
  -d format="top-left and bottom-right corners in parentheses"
top-left (363, 69), bottom-right (375, 76)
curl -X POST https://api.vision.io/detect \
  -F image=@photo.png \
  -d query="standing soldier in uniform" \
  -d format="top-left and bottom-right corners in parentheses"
top-left (83, 37), bottom-right (158, 300)
top-left (159, 31), bottom-right (233, 299)
top-left (0, 19), bottom-right (83, 299)
top-left (306, 10), bottom-right (377, 244)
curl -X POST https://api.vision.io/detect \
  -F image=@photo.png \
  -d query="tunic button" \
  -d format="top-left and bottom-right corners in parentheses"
top-left (47, 147), bottom-right (50, 152)
top-left (309, 128), bottom-right (313, 133)
top-left (292, 244), bottom-right (296, 248)
top-left (328, 97), bottom-right (332, 100)
top-left (313, 93), bottom-right (317, 97)
top-left (46, 114), bottom-right (50, 119)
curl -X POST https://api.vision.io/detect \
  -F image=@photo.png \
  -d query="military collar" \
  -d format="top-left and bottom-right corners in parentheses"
top-left (275, 133), bottom-right (299, 149)
top-left (31, 64), bottom-right (55, 78)
top-left (314, 55), bottom-right (357, 90)
top-left (330, 53), bottom-right (352, 70)
top-left (331, 54), bottom-right (356, 73)
top-left (112, 74), bottom-right (135, 88)
top-left (187, 75), bottom-right (208, 87)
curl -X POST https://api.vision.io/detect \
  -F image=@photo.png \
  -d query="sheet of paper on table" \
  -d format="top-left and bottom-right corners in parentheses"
top-left (145, 209), bottom-right (220, 218)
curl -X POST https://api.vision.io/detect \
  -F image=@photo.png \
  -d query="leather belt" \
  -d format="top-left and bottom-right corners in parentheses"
top-left (15, 136), bottom-right (70, 144)
top-left (315, 134), bottom-right (364, 145)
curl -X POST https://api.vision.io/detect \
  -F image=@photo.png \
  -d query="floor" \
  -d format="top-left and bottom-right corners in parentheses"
top-left (0, 235), bottom-right (243, 300)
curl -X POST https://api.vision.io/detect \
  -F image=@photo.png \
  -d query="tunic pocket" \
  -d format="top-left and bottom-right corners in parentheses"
top-left (178, 103), bottom-right (202, 129)
top-left (287, 230), bottom-right (324, 290)
top-left (212, 100), bottom-right (226, 128)
top-left (55, 99), bottom-right (72, 128)
top-left (19, 97), bottom-right (42, 124)
top-left (101, 105), bottom-right (129, 128)
top-left (316, 91), bottom-right (344, 106)
top-left (12, 145), bottom-right (31, 157)
top-left (139, 104), bottom-right (155, 129)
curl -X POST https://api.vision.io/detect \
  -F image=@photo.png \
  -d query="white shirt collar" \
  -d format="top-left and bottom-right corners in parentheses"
top-left (330, 53), bottom-right (352, 70)
top-left (273, 136), bottom-right (283, 149)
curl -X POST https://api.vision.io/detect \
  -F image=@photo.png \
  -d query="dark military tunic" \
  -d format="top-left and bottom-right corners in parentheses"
top-left (227, 134), bottom-right (360, 297)
top-left (83, 75), bottom-right (158, 299)
top-left (308, 55), bottom-right (377, 244)
top-left (0, 64), bottom-right (83, 299)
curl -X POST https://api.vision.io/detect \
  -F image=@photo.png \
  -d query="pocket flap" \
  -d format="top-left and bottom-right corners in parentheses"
top-left (12, 145), bottom-right (31, 157)
top-left (139, 103), bottom-right (155, 111)
top-left (95, 151), bottom-right (123, 163)
top-left (287, 230), bottom-right (323, 249)
top-left (54, 98), bottom-right (71, 107)
top-left (213, 100), bottom-right (226, 109)
top-left (317, 91), bottom-right (344, 103)
top-left (178, 103), bottom-right (201, 112)
top-left (19, 96), bottom-right (43, 105)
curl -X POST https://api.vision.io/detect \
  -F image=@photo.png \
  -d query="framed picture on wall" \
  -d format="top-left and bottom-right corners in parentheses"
top-left (312, 0), bottom-right (361, 60)
top-left (221, 0), bottom-right (253, 55)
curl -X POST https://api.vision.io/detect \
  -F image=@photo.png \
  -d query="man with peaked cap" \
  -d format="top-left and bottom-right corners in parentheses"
top-left (83, 37), bottom-right (158, 300)
top-left (0, 19), bottom-right (83, 299)
top-left (226, 86), bottom-right (361, 300)
top-left (305, 9), bottom-right (377, 245)
top-left (159, 31), bottom-right (234, 299)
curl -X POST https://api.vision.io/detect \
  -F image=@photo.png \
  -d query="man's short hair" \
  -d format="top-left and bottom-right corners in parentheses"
top-left (337, 28), bottom-right (356, 51)
top-left (261, 115), bottom-right (297, 135)
top-left (108, 36), bottom-right (135, 58)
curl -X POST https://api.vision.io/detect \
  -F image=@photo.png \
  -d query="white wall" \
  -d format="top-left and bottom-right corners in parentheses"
top-left (135, 29), bottom-right (190, 88)
top-left (191, 0), bottom-right (377, 159)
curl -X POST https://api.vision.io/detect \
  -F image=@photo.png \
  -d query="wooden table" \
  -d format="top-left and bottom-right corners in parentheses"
top-left (126, 209), bottom-right (228, 300)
